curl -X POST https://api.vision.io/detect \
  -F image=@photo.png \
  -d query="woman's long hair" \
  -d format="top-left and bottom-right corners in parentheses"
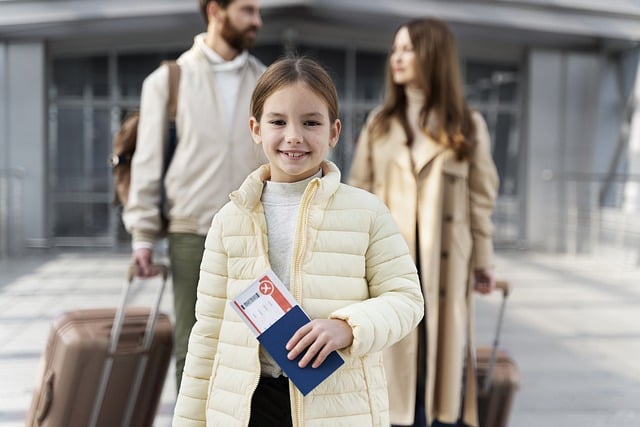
top-left (369, 18), bottom-right (476, 160)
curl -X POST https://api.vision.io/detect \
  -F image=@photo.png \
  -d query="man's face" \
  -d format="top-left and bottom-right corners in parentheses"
top-left (220, 0), bottom-right (262, 51)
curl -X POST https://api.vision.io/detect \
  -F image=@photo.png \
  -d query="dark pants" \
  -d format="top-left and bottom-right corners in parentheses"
top-left (168, 232), bottom-right (206, 391)
top-left (393, 419), bottom-right (466, 427)
top-left (432, 421), bottom-right (467, 427)
top-left (249, 376), bottom-right (292, 427)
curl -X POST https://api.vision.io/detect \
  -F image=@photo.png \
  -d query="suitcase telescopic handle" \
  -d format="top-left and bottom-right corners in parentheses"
top-left (127, 263), bottom-right (169, 283)
top-left (111, 263), bottom-right (169, 354)
top-left (89, 263), bottom-right (169, 427)
top-left (496, 279), bottom-right (510, 297)
top-left (482, 280), bottom-right (510, 394)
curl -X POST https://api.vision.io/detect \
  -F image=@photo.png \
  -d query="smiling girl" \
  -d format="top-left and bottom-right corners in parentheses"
top-left (172, 57), bottom-right (424, 427)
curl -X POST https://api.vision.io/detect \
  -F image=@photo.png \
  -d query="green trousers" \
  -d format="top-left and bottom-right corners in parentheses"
top-left (168, 232), bottom-right (206, 392)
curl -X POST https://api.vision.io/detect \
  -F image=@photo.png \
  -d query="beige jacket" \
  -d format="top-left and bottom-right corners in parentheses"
top-left (123, 38), bottom-right (266, 245)
top-left (349, 111), bottom-right (499, 426)
top-left (172, 161), bottom-right (424, 427)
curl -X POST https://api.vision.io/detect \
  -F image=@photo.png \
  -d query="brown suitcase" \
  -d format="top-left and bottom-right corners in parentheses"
top-left (26, 265), bottom-right (173, 427)
top-left (476, 281), bottom-right (519, 427)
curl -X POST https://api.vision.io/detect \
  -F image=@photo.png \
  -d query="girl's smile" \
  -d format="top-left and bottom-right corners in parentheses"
top-left (249, 81), bottom-right (341, 183)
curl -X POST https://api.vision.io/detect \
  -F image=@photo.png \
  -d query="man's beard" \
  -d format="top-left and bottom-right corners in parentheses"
top-left (221, 16), bottom-right (258, 52)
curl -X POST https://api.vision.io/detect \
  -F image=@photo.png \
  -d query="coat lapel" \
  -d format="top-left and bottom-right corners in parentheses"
top-left (412, 134), bottom-right (446, 176)
top-left (386, 118), bottom-right (446, 175)
top-left (386, 121), bottom-right (413, 172)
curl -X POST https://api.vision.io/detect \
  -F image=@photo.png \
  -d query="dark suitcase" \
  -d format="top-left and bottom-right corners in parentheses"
top-left (26, 264), bottom-right (173, 427)
top-left (476, 280), bottom-right (519, 427)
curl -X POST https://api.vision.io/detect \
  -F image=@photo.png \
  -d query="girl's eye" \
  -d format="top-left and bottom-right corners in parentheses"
top-left (304, 120), bottom-right (321, 127)
top-left (269, 120), bottom-right (286, 126)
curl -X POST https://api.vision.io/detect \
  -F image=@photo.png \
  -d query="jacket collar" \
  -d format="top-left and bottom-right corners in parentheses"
top-left (229, 160), bottom-right (342, 212)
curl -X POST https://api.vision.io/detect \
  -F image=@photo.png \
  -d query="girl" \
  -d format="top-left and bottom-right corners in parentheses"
top-left (172, 57), bottom-right (424, 427)
top-left (349, 18), bottom-right (500, 427)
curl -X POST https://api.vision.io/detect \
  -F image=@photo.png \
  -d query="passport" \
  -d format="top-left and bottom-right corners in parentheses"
top-left (257, 304), bottom-right (345, 395)
top-left (230, 270), bottom-right (344, 395)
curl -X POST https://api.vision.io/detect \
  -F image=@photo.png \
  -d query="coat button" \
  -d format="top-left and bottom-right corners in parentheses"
top-left (441, 251), bottom-right (448, 259)
top-left (445, 214), bottom-right (453, 222)
top-left (448, 176), bottom-right (456, 183)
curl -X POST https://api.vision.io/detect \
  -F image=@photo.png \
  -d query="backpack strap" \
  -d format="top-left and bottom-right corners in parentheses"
top-left (160, 60), bottom-right (181, 212)
top-left (163, 60), bottom-right (181, 121)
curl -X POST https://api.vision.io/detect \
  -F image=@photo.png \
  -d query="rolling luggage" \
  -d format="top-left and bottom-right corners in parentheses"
top-left (26, 264), bottom-right (173, 427)
top-left (476, 280), bottom-right (519, 427)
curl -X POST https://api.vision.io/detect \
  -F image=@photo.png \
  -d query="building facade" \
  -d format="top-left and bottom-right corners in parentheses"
top-left (1, 0), bottom-right (639, 261)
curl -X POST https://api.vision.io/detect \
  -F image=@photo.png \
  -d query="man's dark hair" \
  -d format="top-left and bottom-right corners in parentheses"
top-left (199, 0), bottom-right (235, 25)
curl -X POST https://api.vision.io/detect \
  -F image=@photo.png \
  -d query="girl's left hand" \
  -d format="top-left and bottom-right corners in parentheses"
top-left (286, 319), bottom-right (353, 368)
top-left (473, 267), bottom-right (496, 295)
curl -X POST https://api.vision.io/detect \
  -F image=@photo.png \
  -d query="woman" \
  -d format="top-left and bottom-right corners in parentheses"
top-left (349, 18), bottom-right (499, 427)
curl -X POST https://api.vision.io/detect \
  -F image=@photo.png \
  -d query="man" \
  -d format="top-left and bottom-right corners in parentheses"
top-left (123, 0), bottom-right (265, 391)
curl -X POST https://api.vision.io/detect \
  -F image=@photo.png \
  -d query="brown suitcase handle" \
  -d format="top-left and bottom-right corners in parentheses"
top-left (481, 279), bottom-right (511, 393)
top-left (495, 280), bottom-right (510, 297)
top-left (89, 263), bottom-right (169, 427)
top-left (127, 263), bottom-right (169, 283)
top-left (35, 371), bottom-right (55, 424)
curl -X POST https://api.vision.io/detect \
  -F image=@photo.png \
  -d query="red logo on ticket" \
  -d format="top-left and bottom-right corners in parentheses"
top-left (259, 276), bottom-right (293, 313)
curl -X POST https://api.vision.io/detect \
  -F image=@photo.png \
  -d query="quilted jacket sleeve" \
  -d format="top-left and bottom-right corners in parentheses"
top-left (173, 215), bottom-right (228, 426)
top-left (469, 112), bottom-right (499, 269)
top-left (329, 200), bottom-right (424, 358)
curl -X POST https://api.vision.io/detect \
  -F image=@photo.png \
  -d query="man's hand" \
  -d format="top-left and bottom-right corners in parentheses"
top-left (285, 319), bottom-right (353, 369)
top-left (473, 267), bottom-right (496, 295)
top-left (131, 248), bottom-right (154, 277)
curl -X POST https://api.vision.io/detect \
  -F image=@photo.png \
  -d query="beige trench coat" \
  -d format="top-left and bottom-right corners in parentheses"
top-left (348, 110), bottom-right (498, 427)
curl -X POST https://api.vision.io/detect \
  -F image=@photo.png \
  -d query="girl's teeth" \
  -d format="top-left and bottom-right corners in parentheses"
top-left (286, 152), bottom-right (303, 157)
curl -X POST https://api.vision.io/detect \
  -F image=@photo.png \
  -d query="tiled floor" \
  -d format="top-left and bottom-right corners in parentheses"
top-left (2, 248), bottom-right (640, 426)
top-left (0, 252), bottom-right (176, 427)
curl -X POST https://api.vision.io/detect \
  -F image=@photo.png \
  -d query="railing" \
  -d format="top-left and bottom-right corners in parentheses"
top-left (493, 194), bottom-right (521, 247)
top-left (550, 172), bottom-right (640, 265)
top-left (0, 168), bottom-right (24, 259)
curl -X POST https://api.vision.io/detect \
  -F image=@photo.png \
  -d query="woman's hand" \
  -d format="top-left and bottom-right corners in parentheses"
top-left (473, 267), bottom-right (496, 295)
top-left (286, 319), bottom-right (353, 368)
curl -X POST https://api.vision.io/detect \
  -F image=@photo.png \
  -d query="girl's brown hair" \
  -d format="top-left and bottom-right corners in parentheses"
top-left (250, 57), bottom-right (339, 123)
top-left (370, 18), bottom-right (476, 160)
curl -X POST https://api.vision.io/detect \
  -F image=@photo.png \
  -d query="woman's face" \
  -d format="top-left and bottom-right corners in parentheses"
top-left (390, 26), bottom-right (417, 87)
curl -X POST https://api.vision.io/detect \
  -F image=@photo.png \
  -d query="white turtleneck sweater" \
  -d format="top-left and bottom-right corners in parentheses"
top-left (195, 33), bottom-right (248, 126)
top-left (259, 169), bottom-right (323, 377)
top-left (404, 86), bottom-right (435, 167)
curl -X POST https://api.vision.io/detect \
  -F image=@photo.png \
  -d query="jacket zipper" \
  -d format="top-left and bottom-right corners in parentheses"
top-left (290, 179), bottom-right (318, 427)
top-left (246, 208), bottom-right (271, 425)
top-left (246, 353), bottom-right (261, 425)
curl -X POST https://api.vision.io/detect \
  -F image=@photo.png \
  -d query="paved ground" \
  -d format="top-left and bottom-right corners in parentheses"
top-left (1, 248), bottom-right (639, 426)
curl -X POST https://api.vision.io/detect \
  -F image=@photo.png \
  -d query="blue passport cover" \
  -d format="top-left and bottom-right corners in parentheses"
top-left (257, 305), bottom-right (344, 395)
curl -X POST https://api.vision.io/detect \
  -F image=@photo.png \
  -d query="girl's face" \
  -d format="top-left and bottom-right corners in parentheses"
top-left (390, 26), bottom-right (417, 87)
top-left (249, 81), bottom-right (341, 183)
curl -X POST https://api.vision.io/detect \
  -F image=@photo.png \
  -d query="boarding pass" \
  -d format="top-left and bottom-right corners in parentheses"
top-left (230, 270), bottom-right (298, 336)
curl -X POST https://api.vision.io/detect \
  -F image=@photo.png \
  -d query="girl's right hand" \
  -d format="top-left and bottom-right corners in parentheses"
top-left (285, 319), bottom-right (353, 369)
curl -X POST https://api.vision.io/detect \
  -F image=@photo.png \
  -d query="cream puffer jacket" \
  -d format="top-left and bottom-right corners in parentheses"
top-left (172, 161), bottom-right (424, 427)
